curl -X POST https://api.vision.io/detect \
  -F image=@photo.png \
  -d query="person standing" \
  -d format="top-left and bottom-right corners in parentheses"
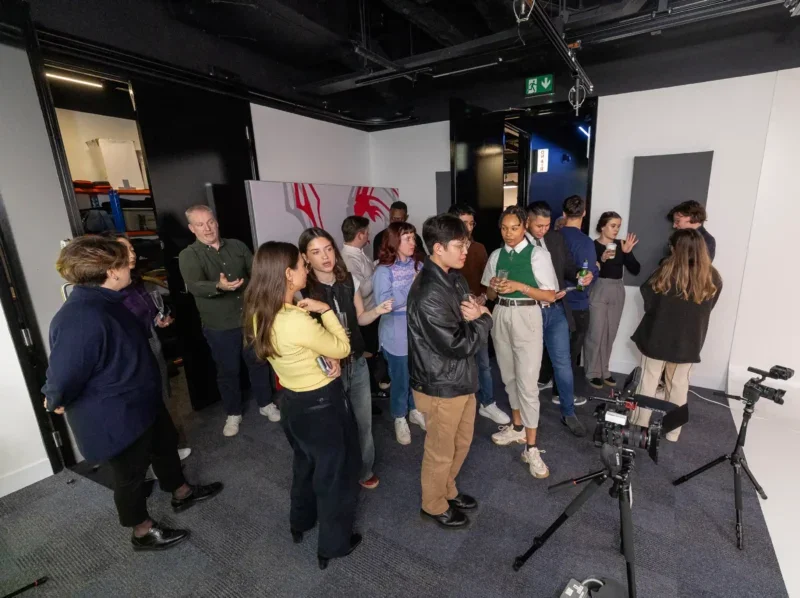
top-left (299, 227), bottom-right (393, 491)
top-left (558, 196), bottom-right (600, 377)
top-left (373, 222), bottom-right (426, 445)
top-left (44, 237), bottom-right (222, 551)
top-left (482, 206), bottom-right (557, 479)
top-left (631, 229), bottom-right (722, 442)
top-left (178, 205), bottom-right (277, 437)
top-left (524, 202), bottom-right (588, 437)
top-left (585, 212), bottom-right (640, 390)
top-left (667, 200), bottom-right (715, 262)
top-left (244, 241), bottom-right (361, 569)
top-left (372, 201), bottom-right (425, 261)
top-left (104, 233), bottom-right (191, 460)
top-left (408, 214), bottom-right (492, 528)
top-left (448, 203), bottom-right (509, 426)
top-left (340, 216), bottom-right (390, 402)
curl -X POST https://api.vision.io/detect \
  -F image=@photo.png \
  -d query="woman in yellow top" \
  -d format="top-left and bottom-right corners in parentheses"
top-left (244, 241), bottom-right (362, 570)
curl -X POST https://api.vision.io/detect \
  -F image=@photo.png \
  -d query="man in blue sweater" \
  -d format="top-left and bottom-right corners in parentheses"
top-left (557, 196), bottom-right (600, 387)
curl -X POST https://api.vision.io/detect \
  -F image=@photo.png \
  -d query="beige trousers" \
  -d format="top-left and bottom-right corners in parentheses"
top-left (491, 305), bottom-right (544, 429)
top-left (632, 355), bottom-right (692, 441)
top-left (414, 392), bottom-right (476, 515)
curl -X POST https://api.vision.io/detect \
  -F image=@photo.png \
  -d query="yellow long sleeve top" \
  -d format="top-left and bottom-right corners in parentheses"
top-left (262, 304), bottom-right (351, 392)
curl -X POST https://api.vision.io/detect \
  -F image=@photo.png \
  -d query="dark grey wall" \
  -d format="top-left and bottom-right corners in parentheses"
top-left (626, 151), bottom-right (714, 286)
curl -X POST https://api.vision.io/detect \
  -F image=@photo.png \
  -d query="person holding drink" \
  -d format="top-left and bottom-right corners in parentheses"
top-left (481, 206), bottom-right (558, 479)
top-left (585, 212), bottom-right (641, 390)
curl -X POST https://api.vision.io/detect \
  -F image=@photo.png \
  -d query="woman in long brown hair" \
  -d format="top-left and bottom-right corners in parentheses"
top-left (373, 222), bottom-right (425, 445)
top-left (243, 241), bottom-right (362, 569)
top-left (631, 228), bottom-right (722, 441)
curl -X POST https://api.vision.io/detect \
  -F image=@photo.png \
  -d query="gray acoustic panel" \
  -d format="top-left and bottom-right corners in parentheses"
top-left (435, 171), bottom-right (451, 215)
top-left (625, 151), bottom-right (714, 286)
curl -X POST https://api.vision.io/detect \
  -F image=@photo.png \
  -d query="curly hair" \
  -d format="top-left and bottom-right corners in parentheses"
top-left (56, 236), bottom-right (128, 286)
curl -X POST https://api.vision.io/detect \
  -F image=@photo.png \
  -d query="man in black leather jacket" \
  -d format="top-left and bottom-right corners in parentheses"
top-left (407, 214), bottom-right (493, 530)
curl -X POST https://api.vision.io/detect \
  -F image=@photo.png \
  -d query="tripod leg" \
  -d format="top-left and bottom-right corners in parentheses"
top-left (733, 463), bottom-right (744, 550)
top-left (513, 475), bottom-right (606, 571)
top-left (740, 458), bottom-right (767, 500)
top-left (673, 454), bottom-right (729, 486)
top-left (619, 485), bottom-right (637, 598)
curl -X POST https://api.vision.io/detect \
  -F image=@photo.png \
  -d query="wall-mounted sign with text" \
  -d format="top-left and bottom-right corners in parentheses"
top-left (536, 148), bottom-right (549, 173)
top-left (525, 74), bottom-right (554, 96)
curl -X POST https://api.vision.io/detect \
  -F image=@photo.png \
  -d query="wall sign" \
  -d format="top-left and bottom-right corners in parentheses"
top-left (525, 74), bottom-right (554, 96)
top-left (536, 148), bottom-right (549, 173)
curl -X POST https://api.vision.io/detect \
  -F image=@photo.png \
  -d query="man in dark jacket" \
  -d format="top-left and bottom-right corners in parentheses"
top-left (407, 214), bottom-right (492, 530)
top-left (667, 200), bottom-right (716, 262)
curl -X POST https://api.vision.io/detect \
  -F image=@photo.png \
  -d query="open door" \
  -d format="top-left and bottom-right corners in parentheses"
top-left (450, 99), bottom-right (506, 251)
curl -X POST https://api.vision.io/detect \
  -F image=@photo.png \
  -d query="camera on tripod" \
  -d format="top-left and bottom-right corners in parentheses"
top-left (740, 366), bottom-right (792, 404)
top-left (591, 367), bottom-right (689, 465)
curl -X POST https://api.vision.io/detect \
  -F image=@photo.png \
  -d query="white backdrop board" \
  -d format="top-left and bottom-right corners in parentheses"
top-left (246, 180), bottom-right (398, 248)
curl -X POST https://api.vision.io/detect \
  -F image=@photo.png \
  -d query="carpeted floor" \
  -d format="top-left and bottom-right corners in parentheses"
top-left (0, 364), bottom-right (788, 598)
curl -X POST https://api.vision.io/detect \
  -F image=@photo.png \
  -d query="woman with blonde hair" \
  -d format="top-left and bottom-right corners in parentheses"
top-left (631, 228), bottom-right (722, 441)
top-left (244, 241), bottom-right (361, 569)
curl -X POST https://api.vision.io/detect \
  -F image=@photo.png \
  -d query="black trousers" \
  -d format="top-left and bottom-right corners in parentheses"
top-left (543, 308), bottom-right (590, 396)
top-left (107, 405), bottom-right (186, 527)
top-left (280, 380), bottom-right (361, 558)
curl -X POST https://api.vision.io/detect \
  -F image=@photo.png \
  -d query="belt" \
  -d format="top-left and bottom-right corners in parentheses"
top-left (541, 299), bottom-right (563, 309)
top-left (497, 297), bottom-right (541, 307)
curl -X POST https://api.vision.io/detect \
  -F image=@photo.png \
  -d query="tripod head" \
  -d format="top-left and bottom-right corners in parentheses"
top-left (715, 364), bottom-right (793, 407)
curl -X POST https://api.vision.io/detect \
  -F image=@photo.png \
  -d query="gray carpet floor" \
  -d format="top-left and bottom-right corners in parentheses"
top-left (0, 364), bottom-right (789, 598)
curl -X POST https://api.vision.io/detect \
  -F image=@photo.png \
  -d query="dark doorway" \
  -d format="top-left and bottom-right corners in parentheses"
top-left (133, 79), bottom-right (257, 411)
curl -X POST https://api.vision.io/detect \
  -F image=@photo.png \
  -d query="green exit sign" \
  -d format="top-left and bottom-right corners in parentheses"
top-left (525, 74), bottom-right (554, 96)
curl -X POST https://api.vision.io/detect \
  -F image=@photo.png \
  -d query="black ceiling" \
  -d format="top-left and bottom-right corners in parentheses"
top-left (14, 0), bottom-right (800, 128)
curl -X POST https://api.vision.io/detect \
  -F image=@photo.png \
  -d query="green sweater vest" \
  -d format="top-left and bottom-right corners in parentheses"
top-left (496, 243), bottom-right (538, 299)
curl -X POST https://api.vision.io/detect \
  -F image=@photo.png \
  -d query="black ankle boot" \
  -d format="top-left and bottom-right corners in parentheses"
top-left (317, 533), bottom-right (362, 569)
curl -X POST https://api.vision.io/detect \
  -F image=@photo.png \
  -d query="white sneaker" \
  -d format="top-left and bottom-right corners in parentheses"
top-left (479, 402), bottom-right (511, 425)
top-left (538, 380), bottom-right (553, 391)
top-left (491, 425), bottom-right (526, 446)
top-left (408, 409), bottom-right (427, 431)
top-left (223, 415), bottom-right (242, 437)
top-left (665, 428), bottom-right (681, 442)
top-left (178, 448), bottom-right (192, 461)
top-left (551, 395), bottom-right (587, 406)
top-left (521, 446), bottom-right (549, 479)
top-left (395, 418), bottom-right (411, 445)
top-left (259, 403), bottom-right (281, 422)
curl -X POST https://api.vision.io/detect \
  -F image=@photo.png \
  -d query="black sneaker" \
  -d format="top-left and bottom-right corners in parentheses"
top-left (171, 482), bottom-right (224, 513)
top-left (589, 378), bottom-right (604, 390)
top-left (604, 376), bottom-right (617, 387)
top-left (561, 415), bottom-right (587, 437)
top-left (131, 523), bottom-right (189, 551)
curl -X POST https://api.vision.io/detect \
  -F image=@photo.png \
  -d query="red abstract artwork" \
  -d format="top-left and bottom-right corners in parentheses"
top-left (292, 183), bottom-right (324, 229)
top-left (353, 186), bottom-right (391, 223)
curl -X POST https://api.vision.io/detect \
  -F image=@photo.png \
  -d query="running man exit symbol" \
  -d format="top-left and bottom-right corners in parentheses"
top-left (525, 75), bottom-right (554, 96)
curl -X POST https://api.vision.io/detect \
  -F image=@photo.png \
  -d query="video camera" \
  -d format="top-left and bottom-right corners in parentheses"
top-left (739, 366), bottom-right (792, 405)
top-left (591, 368), bottom-right (689, 465)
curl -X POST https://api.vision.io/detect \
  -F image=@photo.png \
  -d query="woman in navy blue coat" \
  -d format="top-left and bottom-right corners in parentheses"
top-left (43, 236), bottom-right (222, 551)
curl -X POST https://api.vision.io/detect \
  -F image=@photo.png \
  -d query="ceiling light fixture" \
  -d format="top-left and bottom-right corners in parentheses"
top-left (45, 73), bottom-right (104, 89)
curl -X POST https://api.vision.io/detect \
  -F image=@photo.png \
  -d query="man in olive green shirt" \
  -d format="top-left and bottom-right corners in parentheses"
top-left (178, 205), bottom-right (277, 437)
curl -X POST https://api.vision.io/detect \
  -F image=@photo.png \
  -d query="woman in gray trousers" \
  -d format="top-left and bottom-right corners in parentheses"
top-left (585, 212), bottom-right (640, 389)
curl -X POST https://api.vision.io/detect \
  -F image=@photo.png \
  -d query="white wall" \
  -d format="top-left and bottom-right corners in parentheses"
top-left (0, 44), bottom-right (68, 496)
top-left (592, 74), bottom-right (777, 390)
top-left (251, 104), bottom-right (370, 186)
top-left (729, 68), bottom-right (800, 414)
top-left (369, 121), bottom-right (451, 232)
top-left (55, 108), bottom-right (143, 182)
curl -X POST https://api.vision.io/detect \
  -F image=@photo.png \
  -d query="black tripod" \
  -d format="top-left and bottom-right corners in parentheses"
top-left (513, 447), bottom-right (639, 598)
top-left (673, 395), bottom-right (766, 550)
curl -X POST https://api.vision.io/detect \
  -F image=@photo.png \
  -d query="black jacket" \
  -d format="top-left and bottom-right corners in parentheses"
top-left (631, 271), bottom-right (722, 364)
top-left (407, 258), bottom-right (492, 398)
top-left (543, 229), bottom-right (580, 331)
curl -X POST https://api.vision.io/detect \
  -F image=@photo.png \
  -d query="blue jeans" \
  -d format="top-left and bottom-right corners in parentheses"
top-left (541, 304), bottom-right (575, 418)
top-left (475, 340), bottom-right (494, 407)
top-left (385, 350), bottom-right (415, 419)
top-left (202, 327), bottom-right (273, 416)
top-left (341, 357), bottom-right (375, 482)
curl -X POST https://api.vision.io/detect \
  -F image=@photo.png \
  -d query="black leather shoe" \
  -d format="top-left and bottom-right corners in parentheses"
top-left (318, 533), bottom-right (362, 569)
top-left (291, 529), bottom-right (304, 544)
top-left (131, 523), bottom-right (189, 551)
top-left (447, 493), bottom-right (478, 510)
top-left (561, 415), bottom-right (587, 437)
top-left (171, 482), bottom-right (224, 513)
top-left (420, 507), bottom-right (469, 529)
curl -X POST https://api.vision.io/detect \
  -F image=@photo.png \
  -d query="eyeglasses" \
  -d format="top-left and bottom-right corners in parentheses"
top-left (451, 241), bottom-right (471, 253)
